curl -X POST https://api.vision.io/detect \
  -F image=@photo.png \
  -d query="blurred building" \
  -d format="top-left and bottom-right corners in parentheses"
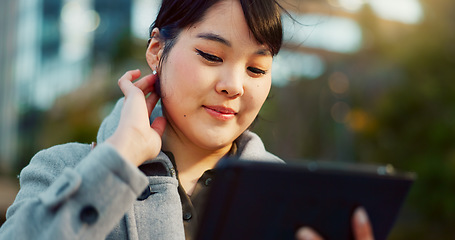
top-left (94, 0), bottom-right (133, 58)
top-left (0, 0), bottom-right (132, 172)
top-left (0, 0), bottom-right (19, 172)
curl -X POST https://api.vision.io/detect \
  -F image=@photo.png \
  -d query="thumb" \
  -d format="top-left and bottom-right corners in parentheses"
top-left (151, 116), bottom-right (167, 136)
top-left (352, 207), bottom-right (374, 240)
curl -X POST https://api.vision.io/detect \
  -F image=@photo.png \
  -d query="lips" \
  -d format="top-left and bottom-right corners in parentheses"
top-left (203, 105), bottom-right (237, 120)
top-left (204, 105), bottom-right (237, 114)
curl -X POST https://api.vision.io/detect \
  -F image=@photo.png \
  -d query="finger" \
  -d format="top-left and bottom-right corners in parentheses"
top-left (119, 69), bottom-right (141, 84)
top-left (295, 227), bottom-right (324, 240)
top-left (352, 207), bottom-right (374, 240)
top-left (134, 73), bottom-right (157, 95)
top-left (118, 70), bottom-right (142, 95)
top-left (151, 116), bottom-right (167, 136)
top-left (145, 92), bottom-right (160, 116)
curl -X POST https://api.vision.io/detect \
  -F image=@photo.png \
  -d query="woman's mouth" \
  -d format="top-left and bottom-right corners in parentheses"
top-left (203, 105), bottom-right (237, 121)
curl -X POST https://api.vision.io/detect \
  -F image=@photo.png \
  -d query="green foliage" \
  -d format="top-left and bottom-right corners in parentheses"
top-left (257, 1), bottom-right (455, 238)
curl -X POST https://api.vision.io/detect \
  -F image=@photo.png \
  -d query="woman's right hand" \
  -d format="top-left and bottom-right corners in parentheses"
top-left (295, 207), bottom-right (374, 240)
top-left (106, 69), bottom-right (166, 166)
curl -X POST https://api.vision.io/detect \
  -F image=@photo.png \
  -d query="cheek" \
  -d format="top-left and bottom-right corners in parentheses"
top-left (251, 81), bottom-right (271, 106)
top-left (160, 53), bottom-right (198, 98)
top-left (242, 82), bottom-right (271, 118)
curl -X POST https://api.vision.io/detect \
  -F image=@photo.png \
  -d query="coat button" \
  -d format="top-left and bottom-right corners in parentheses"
top-left (137, 185), bottom-right (157, 201)
top-left (80, 205), bottom-right (98, 225)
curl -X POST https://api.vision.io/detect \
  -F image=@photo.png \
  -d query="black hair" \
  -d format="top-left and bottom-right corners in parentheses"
top-left (150, 0), bottom-right (284, 66)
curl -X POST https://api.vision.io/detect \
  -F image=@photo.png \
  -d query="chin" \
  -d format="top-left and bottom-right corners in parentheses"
top-left (202, 140), bottom-right (233, 151)
top-left (195, 133), bottom-right (237, 151)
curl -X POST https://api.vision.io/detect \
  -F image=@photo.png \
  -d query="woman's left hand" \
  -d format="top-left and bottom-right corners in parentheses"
top-left (106, 69), bottom-right (166, 166)
top-left (295, 207), bottom-right (374, 240)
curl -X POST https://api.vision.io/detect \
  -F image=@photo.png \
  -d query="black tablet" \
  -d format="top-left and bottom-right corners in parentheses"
top-left (196, 160), bottom-right (415, 240)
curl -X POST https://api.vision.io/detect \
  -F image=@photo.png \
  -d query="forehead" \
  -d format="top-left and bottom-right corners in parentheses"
top-left (183, 0), bottom-right (263, 49)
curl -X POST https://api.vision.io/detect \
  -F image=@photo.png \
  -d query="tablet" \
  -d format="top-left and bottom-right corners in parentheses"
top-left (196, 160), bottom-right (415, 240)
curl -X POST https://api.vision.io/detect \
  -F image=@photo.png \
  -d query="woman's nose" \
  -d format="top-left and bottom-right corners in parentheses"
top-left (215, 70), bottom-right (244, 98)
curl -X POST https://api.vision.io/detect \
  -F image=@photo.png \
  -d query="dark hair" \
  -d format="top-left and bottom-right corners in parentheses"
top-left (150, 0), bottom-right (284, 67)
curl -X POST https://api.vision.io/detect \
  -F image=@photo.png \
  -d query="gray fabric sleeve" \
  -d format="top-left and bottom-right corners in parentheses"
top-left (0, 142), bottom-right (149, 240)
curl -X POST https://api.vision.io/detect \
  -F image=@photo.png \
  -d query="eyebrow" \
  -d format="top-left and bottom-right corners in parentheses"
top-left (255, 49), bottom-right (272, 56)
top-left (197, 33), bottom-right (231, 47)
top-left (196, 32), bottom-right (272, 56)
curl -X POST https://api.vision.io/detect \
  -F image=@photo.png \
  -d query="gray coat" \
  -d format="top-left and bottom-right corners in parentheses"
top-left (0, 98), bottom-right (282, 240)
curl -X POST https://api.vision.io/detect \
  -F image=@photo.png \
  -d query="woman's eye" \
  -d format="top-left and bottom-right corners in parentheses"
top-left (196, 49), bottom-right (223, 63)
top-left (247, 67), bottom-right (267, 75)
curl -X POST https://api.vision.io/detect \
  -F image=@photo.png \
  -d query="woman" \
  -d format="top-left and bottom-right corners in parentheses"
top-left (0, 0), bottom-right (373, 239)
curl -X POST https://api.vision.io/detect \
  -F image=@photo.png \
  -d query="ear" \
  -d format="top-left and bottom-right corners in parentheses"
top-left (146, 28), bottom-right (164, 72)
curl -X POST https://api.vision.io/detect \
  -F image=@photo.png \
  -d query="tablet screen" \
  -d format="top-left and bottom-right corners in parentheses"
top-left (196, 160), bottom-right (415, 240)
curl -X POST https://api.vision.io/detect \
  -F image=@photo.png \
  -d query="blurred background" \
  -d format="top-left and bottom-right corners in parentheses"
top-left (0, 0), bottom-right (454, 238)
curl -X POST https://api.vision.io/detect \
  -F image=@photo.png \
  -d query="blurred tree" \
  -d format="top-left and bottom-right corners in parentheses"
top-left (353, 0), bottom-right (455, 238)
top-left (256, 0), bottom-right (455, 239)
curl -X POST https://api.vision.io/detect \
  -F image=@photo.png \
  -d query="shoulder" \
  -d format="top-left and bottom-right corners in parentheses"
top-left (21, 143), bottom-right (91, 182)
top-left (31, 142), bottom-right (92, 168)
top-left (236, 131), bottom-right (284, 164)
top-left (14, 142), bottom-right (92, 202)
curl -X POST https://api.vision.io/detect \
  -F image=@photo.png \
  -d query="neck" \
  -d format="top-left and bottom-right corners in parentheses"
top-left (162, 126), bottom-right (232, 194)
top-left (163, 125), bottom-right (232, 178)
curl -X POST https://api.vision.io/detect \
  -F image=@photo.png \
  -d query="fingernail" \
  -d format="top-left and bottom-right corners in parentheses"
top-left (296, 227), bottom-right (317, 240)
top-left (354, 207), bottom-right (369, 224)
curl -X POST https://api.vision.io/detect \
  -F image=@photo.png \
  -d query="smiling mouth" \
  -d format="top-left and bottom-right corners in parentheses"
top-left (203, 105), bottom-right (237, 114)
top-left (203, 105), bottom-right (237, 120)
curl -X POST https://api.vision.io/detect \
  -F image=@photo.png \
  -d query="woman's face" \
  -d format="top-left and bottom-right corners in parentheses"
top-left (150, 0), bottom-right (273, 151)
